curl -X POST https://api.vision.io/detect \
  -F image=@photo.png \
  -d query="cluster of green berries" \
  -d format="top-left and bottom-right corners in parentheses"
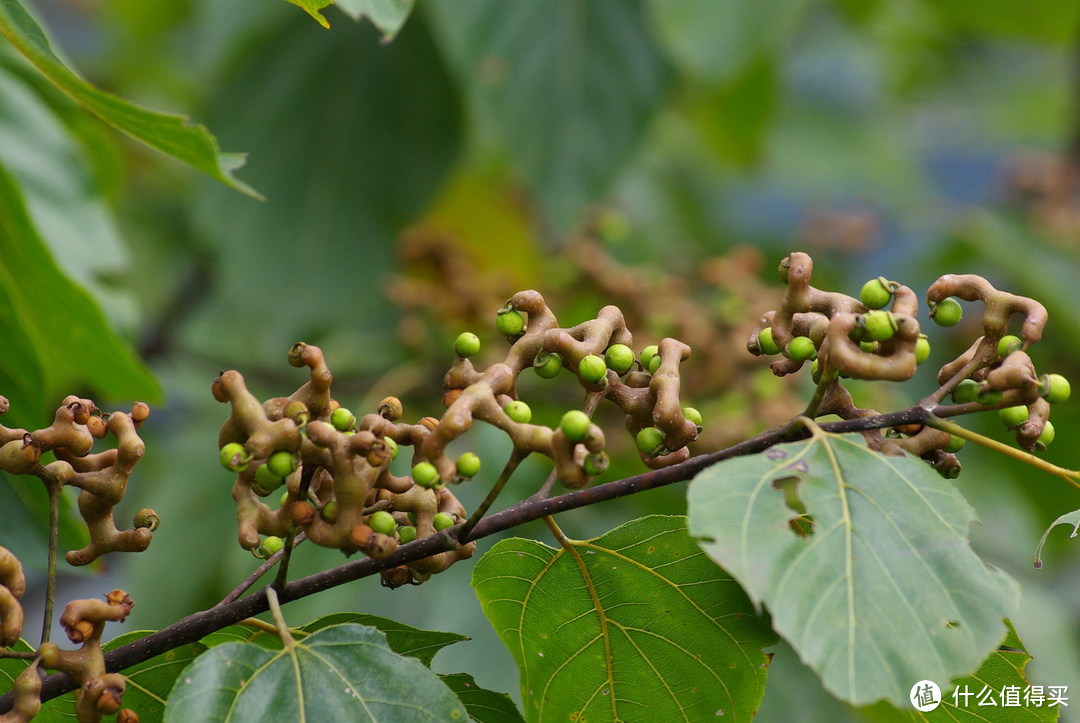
top-left (219, 443), bottom-right (299, 497)
top-left (949, 371), bottom-right (1070, 450)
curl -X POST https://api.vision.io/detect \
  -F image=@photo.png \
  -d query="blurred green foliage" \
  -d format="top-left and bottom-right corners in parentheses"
top-left (3, 0), bottom-right (1080, 716)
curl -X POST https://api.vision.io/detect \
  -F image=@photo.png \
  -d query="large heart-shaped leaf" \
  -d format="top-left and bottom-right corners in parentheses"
top-left (165, 624), bottom-right (467, 721)
top-left (688, 430), bottom-right (1020, 707)
top-left (0, 0), bottom-right (256, 196)
top-left (473, 515), bottom-right (776, 722)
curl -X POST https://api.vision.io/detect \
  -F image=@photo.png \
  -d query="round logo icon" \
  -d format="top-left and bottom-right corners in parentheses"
top-left (910, 680), bottom-right (942, 712)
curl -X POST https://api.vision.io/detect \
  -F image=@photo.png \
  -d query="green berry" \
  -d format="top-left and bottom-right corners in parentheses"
top-left (454, 332), bottom-right (481, 358)
top-left (786, 336), bottom-right (816, 362)
top-left (757, 327), bottom-right (781, 355)
top-left (997, 335), bottom-right (1023, 358)
top-left (504, 400), bottom-right (532, 424)
top-left (433, 512), bottom-right (455, 531)
top-left (533, 351), bottom-right (563, 379)
top-left (578, 355), bottom-right (607, 384)
top-left (944, 435), bottom-right (966, 453)
top-left (412, 461), bottom-right (440, 488)
top-left (863, 310), bottom-right (897, 342)
top-left (384, 436), bottom-right (398, 459)
top-left (398, 525), bottom-right (417, 543)
top-left (456, 452), bottom-right (481, 478)
top-left (368, 510), bottom-right (397, 536)
top-left (999, 405), bottom-right (1028, 429)
top-left (407, 511), bottom-right (417, 525)
top-left (560, 410), bottom-right (592, 442)
top-left (495, 309), bottom-right (525, 336)
top-left (636, 427), bottom-right (666, 457)
top-left (860, 278), bottom-right (893, 310)
top-left (331, 407), bottom-right (356, 432)
top-left (640, 345), bottom-right (659, 370)
top-left (646, 354), bottom-right (661, 375)
top-left (219, 442), bottom-right (249, 472)
top-left (915, 335), bottom-right (931, 365)
top-left (584, 451), bottom-right (609, 476)
top-left (279, 491), bottom-right (290, 507)
top-left (1038, 420), bottom-right (1056, 449)
top-left (253, 464), bottom-right (284, 495)
top-left (1042, 374), bottom-right (1071, 404)
top-left (859, 340), bottom-right (878, 354)
top-left (321, 500), bottom-right (339, 523)
top-left (258, 535), bottom-right (284, 558)
top-left (931, 297), bottom-right (963, 327)
top-left (266, 450), bottom-right (298, 478)
top-left (810, 359), bottom-right (822, 384)
top-left (604, 344), bottom-right (635, 374)
top-left (952, 379), bottom-right (979, 404)
top-left (682, 407), bottom-right (703, 430)
top-left (975, 387), bottom-right (1002, 406)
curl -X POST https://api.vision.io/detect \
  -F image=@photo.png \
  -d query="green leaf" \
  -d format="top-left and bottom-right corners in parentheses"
top-left (472, 515), bottom-right (776, 722)
top-left (284, 0), bottom-right (333, 28)
top-left (165, 624), bottom-right (468, 722)
top-left (336, 0), bottom-right (416, 39)
top-left (440, 673), bottom-right (524, 723)
top-left (0, 160), bottom-right (160, 415)
top-left (428, 0), bottom-right (670, 233)
top-left (645, 0), bottom-right (811, 83)
top-left (688, 430), bottom-right (1021, 707)
top-left (0, 0), bottom-right (258, 197)
top-left (1034, 508), bottom-right (1080, 568)
top-left (685, 56), bottom-right (779, 168)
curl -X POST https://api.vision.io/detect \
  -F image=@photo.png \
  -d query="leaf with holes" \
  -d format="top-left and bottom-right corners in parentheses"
top-left (688, 430), bottom-right (1020, 707)
top-left (165, 624), bottom-right (467, 722)
top-left (472, 515), bottom-right (776, 722)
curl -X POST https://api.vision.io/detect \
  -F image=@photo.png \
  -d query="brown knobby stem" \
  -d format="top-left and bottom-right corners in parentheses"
top-left (0, 662), bottom-right (42, 723)
top-left (926, 274), bottom-right (1048, 346)
top-left (0, 547), bottom-right (25, 649)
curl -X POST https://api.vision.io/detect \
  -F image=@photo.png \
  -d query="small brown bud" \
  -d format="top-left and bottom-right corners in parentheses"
top-left (418, 416), bottom-right (439, 433)
top-left (291, 501), bottom-right (316, 525)
top-left (133, 508), bottom-right (160, 531)
top-left (349, 524), bottom-right (373, 548)
top-left (131, 402), bottom-right (150, 424)
top-left (443, 389), bottom-right (462, 407)
top-left (378, 397), bottom-right (403, 421)
top-left (118, 708), bottom-right (140, 723)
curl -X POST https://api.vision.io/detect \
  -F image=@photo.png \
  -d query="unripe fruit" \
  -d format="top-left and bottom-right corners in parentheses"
top-left (266, 450), bottom-right (298, 478)
top-left (560, 410), bottom-right (592, 442)
top-left (944, 435), bottom-right (966, 453)
top-left (368, 510), bottom-right (397, 536)
top-left (279, 491), bottom-right (290, 507)
top-left (682, 407), bottom-right (703, 430)
top-left (604, 344), bottom-right (635, 374)
top-left (999, 405), bottom-right (1028, 429)
top-left (640, 345), bottom-right (659, 370)
top-left (253, 464), bottom-right (284, 496)
top-left (931, 297), bottom-right (963, 327)
top-left (412, 462), bottom-right (440, 488)
top-left (636, 427), bottom-right (666, 457)
top-left (997, 335), bottom-right (1023, 357)
top-left (384, 436), bottom-right (398, 459)
top-left (533, 351), bottom-right (563, 379)
top-left (860, 278), bottom-right (893, 310)
top-left (786, 336), bottom-right (816, 362)
top-left (810, 359), bottom-right (822, 384)
top-left (504, 400), bottom-right (532, 423)
top-left (331, 407), bottom-right (356, 432)
top-left (578, 355), bottom-right (607, 384)
top-left (456, 452), bottom-right (481, 478)
top-left (433, 512), bottom-right (455, 531)
top-left (454, 332), bottom-right (481, 358)
top-left (1042, 374), bottom-right (1071, 404)
top-left (257, 536), bottom-right (284, 559)
top-left (219, 442), bottom-right (248, 472)
top-left (975, 387), bottom-right (1002, 406)
top-left (757, 328), bottom-right (780, 355)
top-left (863, 310), bottom-right (897, 342)
top-left (859, 341), bottom-right (878, 354)
top-left (495, 309), bottom-right (525, 336)
top-left (584, 451), bottom-right (609, 476)
top-left (915, 335), bottom-right (931, 364)
top-left (647, 354), bottom-right (662, 374)
top-left (952, 379), bottom-right (979, 404)
top-left (1038, 420), bottom-right (1056, 449)
top-left (398, 525), bottom-right (417, 543)
top-left (321, 500), bottom-right (339, 523)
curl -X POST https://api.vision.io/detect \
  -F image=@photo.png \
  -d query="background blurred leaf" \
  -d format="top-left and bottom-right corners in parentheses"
top-left (336, 0), bottom-right (416, 39)
top-left (0, 0), bottom-right (258, 197)
top-left (440, 672), bottom-right (525, 723)
top-left (689, 431), bottom-right (1021, 706)
top-left (473, 515), bottom-right (776, 722)
top-left (427, 0), bottom-right (671, 234)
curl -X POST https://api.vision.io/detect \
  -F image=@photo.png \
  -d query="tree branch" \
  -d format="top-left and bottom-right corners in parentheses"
top-left (0, 403), bottom-right (943, 711)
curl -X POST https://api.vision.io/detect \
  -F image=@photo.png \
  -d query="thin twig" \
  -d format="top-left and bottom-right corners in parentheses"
top-left (456, 451), bottom-right (525, 542)
top-left (215, 533), bottom-right (306, 608)
top-left (40, 480), bottom-right (61, 646)
top-left (273, 466), bottom-right (317, 591)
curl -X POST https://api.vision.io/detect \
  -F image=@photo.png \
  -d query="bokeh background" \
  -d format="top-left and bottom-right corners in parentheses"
top-left (4, 0), bottom-right (1080, 717)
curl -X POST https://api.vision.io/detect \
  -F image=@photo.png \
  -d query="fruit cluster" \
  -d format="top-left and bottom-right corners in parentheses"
top-left (748, 252), bottom-right (1065, 475)
top-left (0, 396), bottom-right (157, 567)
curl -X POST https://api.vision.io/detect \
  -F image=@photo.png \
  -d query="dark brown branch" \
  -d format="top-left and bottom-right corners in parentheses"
top-left (0, 403), bottom-right (941, 711)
